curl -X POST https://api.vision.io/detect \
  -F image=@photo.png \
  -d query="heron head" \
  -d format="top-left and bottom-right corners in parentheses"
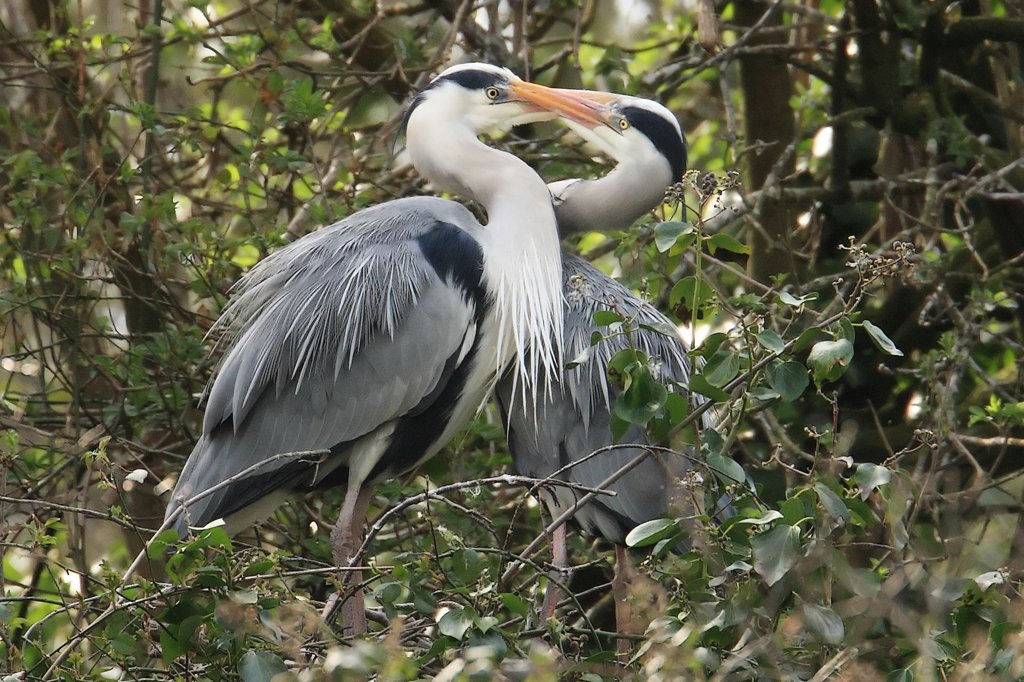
top-left (545, 92), bottom-right (688, 184)
top-left (401, 63), bottom-right (620, 138)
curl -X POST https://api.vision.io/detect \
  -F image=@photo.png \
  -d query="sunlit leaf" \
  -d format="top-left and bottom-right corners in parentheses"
top-left (862, 319), bottom-right (904, 356)
top-left (625, 518), bottom-right (678, 548)
top-left (807, 339), bottom-right (854, 385)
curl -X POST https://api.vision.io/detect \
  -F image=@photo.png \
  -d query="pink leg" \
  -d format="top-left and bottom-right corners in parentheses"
top-left (329, 483), bottom-right (374, 637)
top-left (541, 522), bottom-right (568, 620)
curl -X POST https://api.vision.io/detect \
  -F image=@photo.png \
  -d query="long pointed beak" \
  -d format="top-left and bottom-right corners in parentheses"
top-left (508, 81), bottom-right (618, 131)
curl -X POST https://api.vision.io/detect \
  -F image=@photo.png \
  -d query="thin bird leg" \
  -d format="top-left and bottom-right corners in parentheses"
top-left (329, 482), bottom-right (374, 636)
top-left (612, 544), bottom-right (633, 655)
top-left (540, 522), bottom-right (568, 620)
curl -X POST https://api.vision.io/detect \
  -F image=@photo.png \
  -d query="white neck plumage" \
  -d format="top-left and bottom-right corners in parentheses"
top-left (407, 116), bottom-right (564, 406)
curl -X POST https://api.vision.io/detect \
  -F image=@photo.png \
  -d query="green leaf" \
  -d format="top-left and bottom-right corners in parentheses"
top-left (854, 463), bottom-right (891, 500)
top-left (706, 232), bottom-right (750, 255)
top-left (239, 650), bottom-right (287, 682)
top-left (812, 482), bottom-right (850, 524)
top-left (792, 327), bottom-right (824, 353)
top-left (160, 628), bottom-right (185, 666)
top-left (499, 593), bottom-right (529, 618)
top-left (751, 525), bottom-right (801, 586)
top-left (625, 518), bottom-right (678, 548)
top-left (702, 350), bottom-right (740, 387)
top-left (755, 329), bottom-right (785, 354)
top-left (639, 320), bottom-right (680, 338)
top-left (187, 526), bottom-right (234, 552)
top-left (689, 373), bottom-right (730, 402)
top-left (806, 339), bottom-right (854, 385)
top-left (437, 607), bottom-right (473, 640)
top-left (147, 528), bottom-right (182, 558)
top-left (592, 309), bottom-right (623, 326)
top-left (609, 412), bottom-right (630, 442)
top-left (737, 510), bottom-right (784, 526)
top-left (777, 290), bottom-right (818, 308)
top-left (708, 453), bottom-right (745, 485)
top-left (613, 367), bottom-right (668, 426)
top-left (801, 602), bottom-right (845, 645)
top-left (654, 220), bottom-right (694, 252)
top-left (699, 332), bottom-right (729, 357)
top-left (837, 316), bottom-right (856, 343)
top-left (765, 360), bottom-right (809, 402)
top-left (670, 275), bottom-right (715, 310)
top-left (862, 319), bottom-right (904, 356)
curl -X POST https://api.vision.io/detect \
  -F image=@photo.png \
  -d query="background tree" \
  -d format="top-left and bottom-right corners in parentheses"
top-left (2, 0), bottom-right (1022, 679)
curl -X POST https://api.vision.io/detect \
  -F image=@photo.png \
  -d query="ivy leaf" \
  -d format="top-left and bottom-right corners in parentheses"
top-left (613, 367), bottom-right (668, 426)
top-left (670, 275), bottom-right (715, 310)
top-left (812, 482), bottom-right (849, 525)
top-left (708, 453), bottom-right (746, 485)
top-left (239, 650), bottom-right (287, 682)
top-left (703, 350), bottom-right (740, 387)
top-left (437, 607), bottom-right (473, 640)
top-left (855, 463), bottom-right (891, 500)
top-left (862, 320), bottom-right (904, 356)
top-left (806, 339), bottom-right (854, 385)
top-left (625, 518), bottom-right (678, 548)
top-left (752, 524), bottom-right (802, 586)
top-left (690, 373), bottom-right (730, 401)
top-left (654, 220), bottom-right (694, 252)
top-left (737, 510), bottom-right (784, 526)
top-left (778, 290), bottom-right (818, 308)
top-left (639, 320), bottom-right (680, 338)
top-left (756, 329), bottom-right (785, 354)
top-left (801, 602), bottom-right (845, 645)
top-left (565, 344), bottom-right (592, 370)
top-left (592, 309), bottom-right (623, 326)
top-left (706, 232), bottom-right (750, 255)
top-left (765, 360), bottom-right (809, 402)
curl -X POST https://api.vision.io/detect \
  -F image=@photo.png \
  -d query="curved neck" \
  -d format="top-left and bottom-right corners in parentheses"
top-left (407, 116), bottom-right (564, 404)
top-left (551, 157), bottom-right (671, 237)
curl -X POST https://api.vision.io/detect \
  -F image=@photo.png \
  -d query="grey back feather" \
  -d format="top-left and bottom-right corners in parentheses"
top-left (167, 197), bottom-right (486, 533)
top-left (497, 253), bottom-right (714, 545)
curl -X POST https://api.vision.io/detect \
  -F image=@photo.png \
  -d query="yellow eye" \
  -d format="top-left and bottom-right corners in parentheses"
top-left (485, 87), bottom-right (500, 100)
top-left (618, 117), bottom-right (630, 130)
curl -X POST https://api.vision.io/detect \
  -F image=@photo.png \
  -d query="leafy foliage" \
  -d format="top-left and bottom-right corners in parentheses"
top-left (2, 1), bottom-right (1023, 680)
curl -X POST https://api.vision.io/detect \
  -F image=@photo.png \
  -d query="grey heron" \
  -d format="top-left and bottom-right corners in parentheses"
top-left (162, 63), bottom-right (616, 636)
top-left (495, 94), bottom-right (718, 638)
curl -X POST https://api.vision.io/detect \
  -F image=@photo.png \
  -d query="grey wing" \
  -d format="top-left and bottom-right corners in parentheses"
top-left (500, 253), bottom-right (708, 545)
top-left (166, 199), bottom-right (485, 534)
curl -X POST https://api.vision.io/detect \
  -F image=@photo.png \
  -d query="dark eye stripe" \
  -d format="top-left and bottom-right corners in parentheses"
top-left (622, 106), bottom-right (687, 181)
top-left (429, 68), bottom-right (507, 93)
top-left (399, 69), bottom-right (508, 142)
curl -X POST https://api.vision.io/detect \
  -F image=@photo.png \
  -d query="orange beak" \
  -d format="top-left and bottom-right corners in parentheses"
top-left (508, 81), bottom-right (618, 131)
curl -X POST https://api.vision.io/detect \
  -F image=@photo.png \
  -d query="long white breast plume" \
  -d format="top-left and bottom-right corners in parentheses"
top-left (492, 238), bottom-right (564, 412)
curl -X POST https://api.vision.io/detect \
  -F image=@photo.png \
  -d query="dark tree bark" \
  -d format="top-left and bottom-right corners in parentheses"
top-left (734, 0), bottom-right (798, 283)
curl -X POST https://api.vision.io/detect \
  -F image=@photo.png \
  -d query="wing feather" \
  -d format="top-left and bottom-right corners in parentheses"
top-left (168, 197), bottom-right (486, 533)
